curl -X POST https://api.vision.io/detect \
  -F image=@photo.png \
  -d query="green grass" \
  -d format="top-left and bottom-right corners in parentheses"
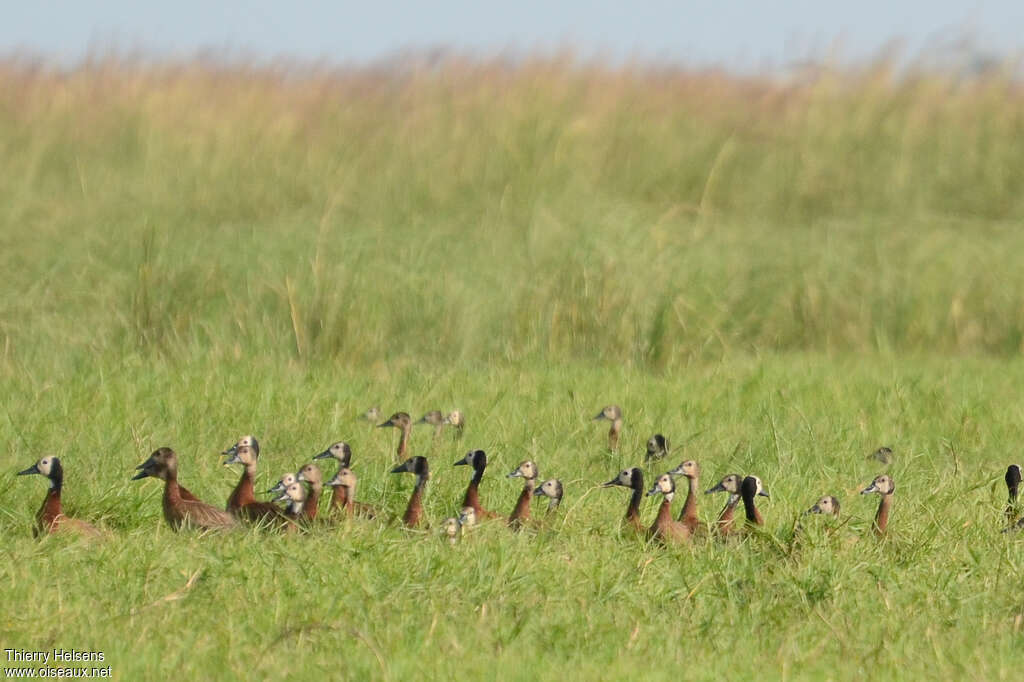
top-left (2, 55), bottom-right (1024, 680)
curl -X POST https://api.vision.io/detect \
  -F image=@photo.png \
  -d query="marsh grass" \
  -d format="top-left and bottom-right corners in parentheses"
top-left (2, 54), bottom-right (1024, 680)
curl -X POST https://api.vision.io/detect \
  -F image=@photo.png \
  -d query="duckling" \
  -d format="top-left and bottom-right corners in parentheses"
top-left (313, 442), bottom-right (354, 513)
top-left (740, 475), bottom-right (770, 527)
top-left (362, 407), bottom-right (382, 423)
top-left (296, 463), bottom-right (323, 521)
top-left (507, 460), bottom-right (538, 530)
top-left (442, 516), bottom-right (462, 545)
top-left (667, 459), bottom-right (701, 536)
top-left (454, 449), bottom-right (500, 520)
top-left (593, 405), bottom-right (623, 451)
top-left (133, 447), bottom-right (238, 531)
top-left (603, 467), bottom-right (645, 532)
top-left (223, 445), bottom-right (291, 526)
top-left (1006, 465), bottom-right (1021, 524)
top-left (378, 412), bottom-right (413, 460)
top-left (273, 481), bottom-right (309, 521)
top-left (646, 473), bottom-right (691, 542)
top-left (536, 479), bottom-right (564, 512)
top-left (391, 456), bottom-right (429, 528)
top-left (17, 456), bottom-right (101, 537)
top-left (417, 411), bottom-right (446, 438)
top-left (860, 474), bottom-right (894, 536)
top-left (645, 434), bottom-right (669, 461)
top-left (324, 467), bottom-right (378, 519)
top-left (444, 410), bottom-right (465, 438)
top-left (869, 446), bottom-right (893, 464)
top-left (459, 506), bottom-right (477, 529)
top-left (705, 474), bottom-right (742, 536)
top-left (805, 495), bottom-right (841, 517)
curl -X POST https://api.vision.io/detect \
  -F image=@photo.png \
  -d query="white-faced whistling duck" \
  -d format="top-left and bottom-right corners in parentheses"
top-left (454, 449), bottom-right (500, 520)
top-left (705, 474), bottom-right (742, 536)
top-left (442, 516), bottom-right (462, 545)
top-left (324, 467), bottom-right (378, 519)
top-left (869, 446), bottom-right (893, 464)
top-left (646, 473), bottom-right (691, 542)
top-left (296, 463), bottom-right (323, 521)
top-left (604, 467), bottom-right (645, 532)
top-left (861, 474), bottom-right (894, 536)
top-left (668, 460), bottom-right (701, 536)
top-left (313, 442), bottom-right (353, 514)
top-left (391, 456), bottom-right (429, 528)
top-left (379, 412), bottom-right (413, 459)
top-left (133, 447), bottom-right (238, 531)
top-left (363, 407), bottom-right (382, 423)
top-left (739, 475), bottom-right (770, 527)
top-left (506, 460), bottom-right (538, 530)
top-left (223, 445), bottom-right (291, 527)
top-left (18, 456), bottom-right (101, 537)
top-left (417, 411), bottom-right (446, 438)
top-left (593, 405), bottom-right (623, 451)
top-left (268, 472), bottom-right (297, 496)
top-left (274, 481), bottom-right (308, 521)
top-left (1005, 465), bottom-right (1021, 525)
top-left (444, 410), bottom-right (465, 437)
top-left (536, 479), bottom-right (564, 512)
top-left (646, 434), bottom-right (669, 461)
top-left (805, 495), bottom-right (841, 518)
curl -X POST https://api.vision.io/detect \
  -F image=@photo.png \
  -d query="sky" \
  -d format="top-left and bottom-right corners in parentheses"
top-left (2, 1), bottom-right (1022, 71)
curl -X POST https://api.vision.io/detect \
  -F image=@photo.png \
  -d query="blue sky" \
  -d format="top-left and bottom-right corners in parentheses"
top-left (2, 1), bottom-right (1022, 70)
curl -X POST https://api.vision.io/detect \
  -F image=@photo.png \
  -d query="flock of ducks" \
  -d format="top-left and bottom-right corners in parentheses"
top-left (16, 404), bottom-right (1011, 544)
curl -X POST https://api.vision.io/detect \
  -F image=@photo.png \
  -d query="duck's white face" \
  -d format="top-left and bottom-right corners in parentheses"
top-left (328, 468), bottom-right (356, 489)
top-left (238, 435), bottom-right (256, 448)
top-left (600, 405), bottom-right (621, 420)
top-left (538, 479), bottom-right (562, 500)
top-left (36, 457), bottom-right (56, 477)
top-left (613, 469), bottom-right (634, 486)
top-left (509, 460), bottom-right (537, 480)
top-left (444, 410), bottom-right (464, 426)
top-left (672, 460), bottom-right (699, 478)
top-left (285, 482), bottom-right (306, 503)
top-left (328, 442), bottom-right (349, 459)
top-left (280, 473), bottom-right (297, 487)
top-left (459, 506), bottom-right (476, 527)
top-left (650, 473), bottom-right (675, 499)
top-left (720, 475), bottom-right (741, 493)
top-left (235, 445), bottom-right (257, 466)
top-left (863, 475), bottom-right (895, 495)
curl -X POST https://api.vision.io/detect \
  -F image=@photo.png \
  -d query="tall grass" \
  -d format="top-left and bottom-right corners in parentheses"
top-left (1, 55), bottom-right (1024, 370)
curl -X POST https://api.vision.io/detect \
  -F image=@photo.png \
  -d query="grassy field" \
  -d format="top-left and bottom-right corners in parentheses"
top-left (2, 54), bottom-right (1024, 680)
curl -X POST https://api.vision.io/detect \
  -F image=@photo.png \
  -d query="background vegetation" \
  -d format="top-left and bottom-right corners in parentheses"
top-left (1, 54), bottom-right (1023, 680)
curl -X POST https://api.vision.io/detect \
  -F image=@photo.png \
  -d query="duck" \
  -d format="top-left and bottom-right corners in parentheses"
top-left (390, 456), bottom-right (429, 528)
top-left (805, 495), bottom-right (841, 518)
top-left (444, 410), bottom-right (465, 438)
top-left (378, 412), bottom-right (413, 460)
top-left (296, 463), bottom-right (323, 521)
top-left (646, 473), bottom-right (691, 542)
top-left (454, 449), bottom-right (500, 520)
top-left (645, 434), bottom-right (669, 461)
top-left (442, 516), bottom-right (462, 545)
top-left (417, 411), bottom-right (446, 438)
top-left (273, 481), bottom-right (310, 522)
top-left (740, 475), bottom-right (770, 527)
top-left (313, 442), bottom-right (354, 513)
top-left (506, 460), bottom-right (538, 530)
top-left (705, 473), bottom-right (742, 536)
top-left (869, 446), bottom-right (893, 464)
top-left (223, 444), bottom-right (291, 526)
top-left (324, 467), bottom-right (378, 519)
top-left (535, 479), bottom-right (564, 512)
top-left (17, 456), bottom-right (101, 537)
top-left (860, 474), bottom-right (894, 536)
top-left (667, 459), bottom-right (701, 536)
top-left (133, 447), bottom-right (237, 531)
top-left (603, 467), bottom-right (645, 532)
top-left (1006, 465), bottom-right (1021, 524)
top-left (593, 405), bottom-right (623, 451)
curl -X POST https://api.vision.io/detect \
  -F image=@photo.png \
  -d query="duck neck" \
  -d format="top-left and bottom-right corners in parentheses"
top-left (652, 495), bottom-right (674, 531)
top-left (39, 484), bottom-right (63, 528)
top-left (404, 479), bottom-right (425, 527)
top-left (608, 420), bottom-right (622, 450)
top-left (742, 493), bottom-right (762, 526)
top-left (397, 424), bottom-right (411, 458)
top-left (330, 483), bottom-right (348, 511)
top-left (462, 478), bottom-right (482, 514)
top-left (874, 493), bottom-right (892, 535)
top-left (303, 484), bottom-right (321, 520)
top-left (716, 494), bottom-right (739, 534)
top-left (677, 476), bottom-right (699, 526)
top-left (626, 486), bottom-right (643, 525)
top-left (509, 479), bottom-right (535, 527)
top-left (228, 464), bottom-right (257, 511)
